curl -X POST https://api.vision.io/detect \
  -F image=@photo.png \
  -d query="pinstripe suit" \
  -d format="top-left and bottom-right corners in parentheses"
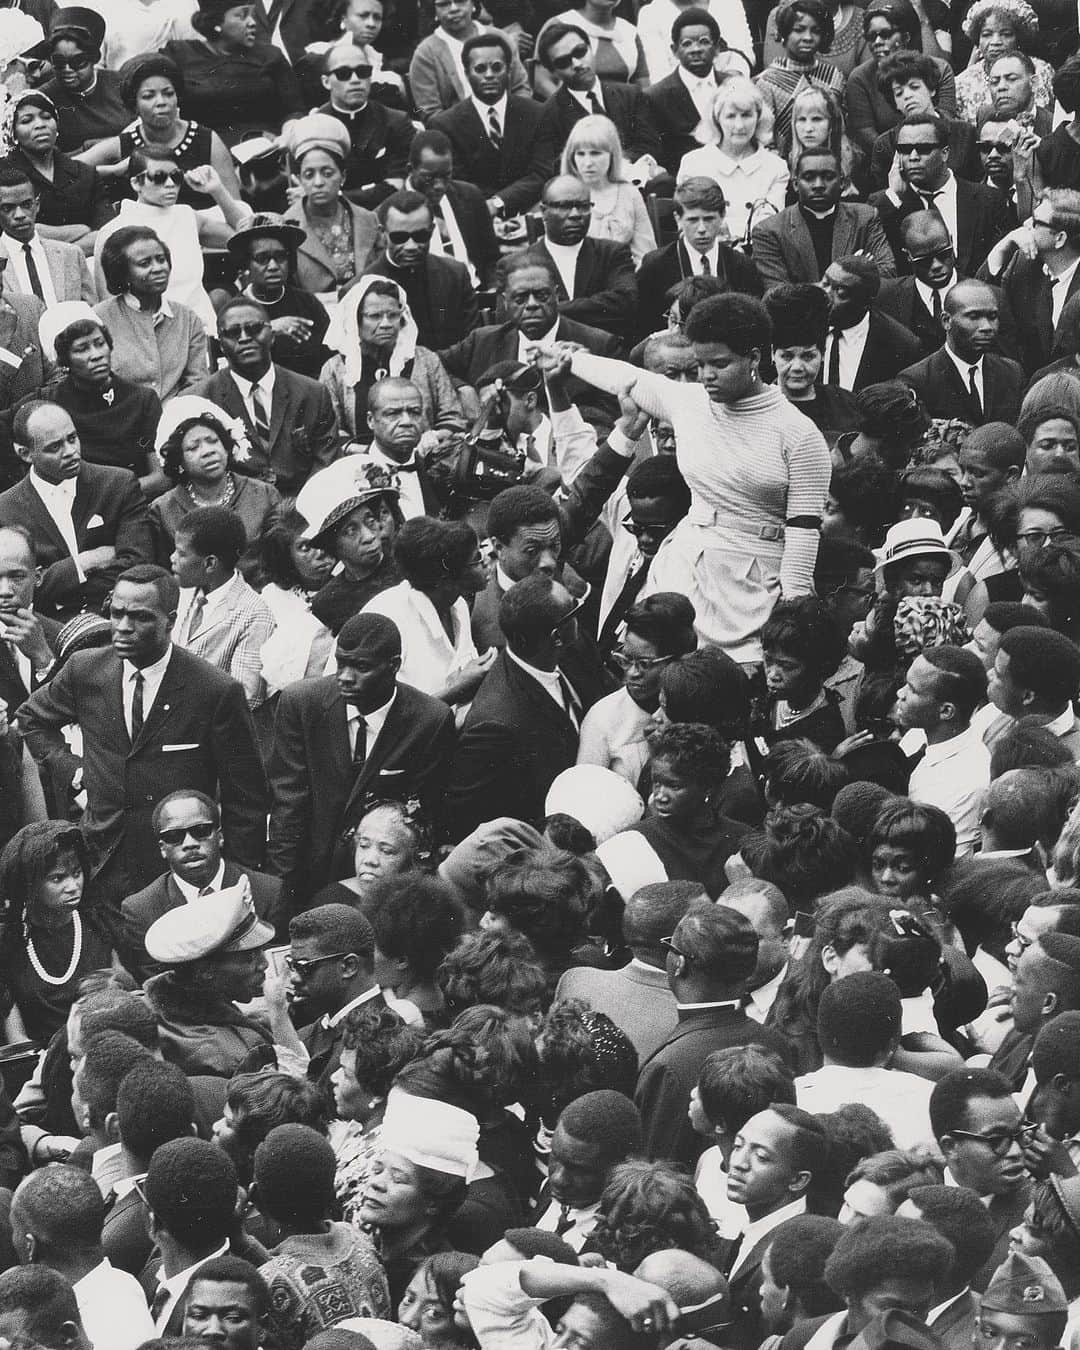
top-left (172, 572), bottom-right (276, 709)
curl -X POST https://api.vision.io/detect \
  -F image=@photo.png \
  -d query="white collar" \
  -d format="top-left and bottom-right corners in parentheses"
top-left (495, 562), bottom-right (516, 593)
top-left (929, 1289), bottom-right (973, 1324)
top-left (29, 468), bottom-right (76, 501)
top-left (944, 343), bottom-right (983, 378)
top-left (733, 1197), bottom-right (808, 1273)
top-left (836, 311), bottom-right (870, 344)
top-left (73, 1259), bottom-right (115, 1293)
top-left (506, 645), bottom-right (562, 692)
top-left (122, 644), bottom-right (172, 686)
top-left (347, 686), bottom-right (396, 725)
top-left (675, 998), bottom-right (743, 1011)
top-left (518, 320), bottom-right (560, 354)
top-left (1045, 704), bottom-right (1075, 735)
top-left (231, 366), bottom-right (275, 398)
top-left (748, 964), bottom-right (786, 1014)
top-left (544, 236), bottom-right (583, 259)
top-left (921, 723), bottom-right (979, 760)
top-left (1047, 254), bottom-right (1080, 289)
top-left (155, 1242), bottom-right (230, 1295)
top-left (2, 232), bottom-right (42, 256)
top-left (472, 92), bottom-right (508, 122)
top-left (200, 570), bottom-right (244, 615)
top-left (123, 292), bottom-right (173, 318)
top-left (915, 274), bottom-right (954, 308)
top-left (173, 859), bottom-right (227, 903)
top-left (943, 1167), bottom-right (994, 1205)
top-left (916, 170), bottom-right (955, 200)
top-left (677, 65), bottom-right (716, 92)
top-left (569, 84), bottom-right (604, 109)
top-left (323, 982), bottom-right (383, 1028)
top-left (111, 1171), bottom-right (147, 1200)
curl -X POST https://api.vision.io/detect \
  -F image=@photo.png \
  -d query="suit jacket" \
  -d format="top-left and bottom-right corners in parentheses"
top-left (319, 99), bottom-right (415, 208)
top-left (877, 273), bottom-right (1020, 360)
top-left (846, 308), bottom-right (923, 389)
top-left (173, 575), bottom-right (276, 709)
top-left (190, 364), bottom-right (340, 496)
top-left (431, 95), bottom-right (547, 215)
top-left (898, 347), bottom-right (1024, 425)
top-left (987, 248), bottom-right (1080, 375)
top-left (408, 28), bottom-right (531, 125)
top-left (282, 197), bottom-right (382, 297)
top-left (554, 961), bottom-right (678, 1063)
top-left (0, 615), bottom-right (60, 712)
top-left (1, 236), bottom-right (95, 304)
top-left (102, 1187), bottom-right (152, 1277)
top-left (536, 81), bottom-right (662, 172)
top-left (16, 646), bottom-right (268, 894)
top-left (975, 1182), bottom-right (1032, 1290)
top-left (267, 676), bottom-right (456, 903)
top-left (635, 1007), bottom-right (793, 1168)
top-left (647, 70), bottom-right (705, 174)
top-left (120, 860), bottom-right (287, 981)
top-left (0, 462), bottom-right (152, 620)
top-left (751, 201), bottom-right (897, 288)
top-left (870, 177), bottom-right (1011, 278)
top-left (636, 237), bottom-right (762, 337)
top-left (929, 1289), bottom-right (980, 1350)
top-left (445, 649), bottom-right (582, 839)
top-left (369, 250), bottom-right (478, 353)
top-left (440, 179), bottom-right (501, 287)
top-left (528, 237), bottom-right (638, 340)
top-left (869, 116), bottom-right (981, 189)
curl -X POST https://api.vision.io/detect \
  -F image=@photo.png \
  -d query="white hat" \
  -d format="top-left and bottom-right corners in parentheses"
top-left (145, 875), bottom-right (274, 964)
top-left (379, 1087), bottom-right (480, 1181)
top-left (153, 394), bottom-right (254, 463)
top-left (38, 301), bottom-right (96, 364)
top-left (544, 765), bottom-right (644, 845)
top-left (874, 518), bottom-right (953, 574)
top-left (295, 455), bottom-right (400, 540)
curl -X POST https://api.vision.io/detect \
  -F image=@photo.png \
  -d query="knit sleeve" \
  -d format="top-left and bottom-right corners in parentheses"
top-left (569, 351), bottom-right (676, 421)
top-left (780, 420), bottom-right (831, 597)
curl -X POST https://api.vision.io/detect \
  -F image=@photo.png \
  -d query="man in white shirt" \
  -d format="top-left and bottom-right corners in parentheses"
top-left (719, 879), bottom-right (790, 1025)
top-left (640, 0), bottom-right (753, 84)
top-left (895, 644), bottom-right (990, 857)
top-left (406, 130), bottom-right (498, 288)
top-left (987, 626), bottom-right (1080, 763)
top-left (360, 377), bottom-right (433, 520)
top-left (0, 169), bottom-right (94, 306)
top-left (821, 255), bottom-right (921, 391)
top-left (795, 972), bottom-right (936, 1148)
top-left (9, 1165), bottom-right (155, 1350)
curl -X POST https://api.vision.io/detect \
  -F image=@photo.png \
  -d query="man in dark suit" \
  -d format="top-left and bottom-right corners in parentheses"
top-left (445, 574), bottom-right (585, 839)
top-left (868, 51), bottom-right (982, 188)
top-left (645, 8), bottom-right (727, 175)
top-left (406, 130), bottom-right (500, 288)
top-left (752, 150), bottom-right (897, 289)
top-left (979, 189), bottom-right (1080, 375)
top-left (0, 285), bottom-right (46, 491)
top-left (192, 297), bottom-right (339, 497)
top-left (0, 524), bottom-right (60, 711)
top-left (268, 612), bottom-right (455, 906)
top-left (634, 903), bottom-right (792, 1170)
top-left (16, 564), bottom-right (268, 910)
top-left (534, 20), bottom-right (663, 175)
top-left (637, 178), bottom-right (762, 338)
top-left (430, 32), bottom-right (546, 217)
top-left (898, 280), bottom-right (1024, 425)
top-left (438, 250), bottom-right (620, 429)
top-left (121, 788), bottom-right (286, 980)
top-left (0, 400), bottom-right (152, 622)
top-left (869, 112), bottom-right (1011, 278)
top-left (530, 176), bottom-right (638, 341)
top-left (318, 39), bottom-right (414, 208)
top-left (821, 255), bottom-right (922, 391)
top-left (369, 188), bottom-right (478, 351)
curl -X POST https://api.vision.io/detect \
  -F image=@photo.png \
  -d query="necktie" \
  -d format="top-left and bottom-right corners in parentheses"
top-left (700, 253), bottom-right (711, 276)
top-left (487, 105), bottom-right (501, 150)
top-left (250, 384), bottom-right (271, 448)
top-left (197, 885), bottom-right (214, 897)
top-left (130, 671), bottom-right (144, 742)
top-left (827, 327), bottom-right (842, 386)
top-left (436, 211), bottom-right (455, 259)
top-left (554, 1204), bottom-right (574, 1236)
top-left (150, 1285), bottom-right (171, 1325)
top-left (185, 590), bottom-right (206, 642)
top-left (352, 714), bottom-right (367, 770)
top-left (22, 243), bottom-right (44, 300)
top-left (588, 90), bottom-right (603, 116)
top-left (967, 364), bottom-right (983, 419)
top-left (920, 189), bottom-right (943, 218)
top-left (599, 555), bottom-right (651, 655)
top-left (558, 673), bottom-right (582, 730)
top-left (931, 287), bottom-right (942, 323)
top-left (524, 433), bottom-right (537, 463)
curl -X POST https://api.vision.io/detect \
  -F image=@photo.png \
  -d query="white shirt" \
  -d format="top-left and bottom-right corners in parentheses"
top-left (544, 238), bottom-right (582, 299)
top-left (76, 1258), bottom-right (156, 1350)
top-left (173, 859), bottom-right (227, 904)
top-left (678, 65), bottom-right (720, 145)
top-left (1050, 256), bottom-right (1080, 327)
top-left (693, 1145), bottom-right (747, 1238)
top-left (360, 444), bottom-right (426, 520)
top-left (944, 345), bottom-right (985, 409)
top-left (729, 1196), bottom-right (806, 1277)
top-left (824, 311), bottom-right (871, 392)
top-left (517, 320), bottom-right (560, 365)
top-left (471, 92), bottom-right (508, 138)
top-left (517, 414), bottom-right (553, 467)
top-left (795, 1063), bottom-right (935, 1148)
top-left (230, 367), bottom-right (276, 432)
top-left (362, 580), bottom-right (479, 704)
top-left (122, 646), bottom-right (173, 741)
top-left (347, 687), bottom-right (397, 758)
top-left (173, 571), bottom-right (244, 645)
top-left (914, 172), bottom-right (959, 254)
top-left (915, 274), bottom-right (953, 320)
top-left (534, 1198), bottom-right (601, 1251)
top-left (506, 646), bottom-right (574, 723)
top-left (427, 193), bottom-right (479, 286)
top-left (638, 0), bottom-right (753, 81)
top-left (908, 722), bottom-right (990, 857)
top-left (152, 1242), bottom-right (230, 1333)
top-left (0, 234), bottom-right (57, 308)
top-left (676, 143), bottom-right (789, 244)
top-left (28, 469), bottom-right (84, 582)
top-left (746, 963), bottom-right (786, 1024)
top-left (685, 239), bottom-right (721, 276)
top-left (324, 982), bottom-right (384, 1029)
top-left (569, 85), bottom-right (605, 116)
top-left (928, 1289), bottom-right (974, 1329)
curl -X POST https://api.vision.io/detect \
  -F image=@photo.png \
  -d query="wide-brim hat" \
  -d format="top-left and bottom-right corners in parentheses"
top-left (145, 875), bottom-right (274, 964)
top-left (296, 456), bottom-right (400, 541)
top-left (873, 518), bottom-right (954, 574)
top-left (26, 5), bottom-right (104, 57)
top-left (226, 211), bottom-right (306, 259)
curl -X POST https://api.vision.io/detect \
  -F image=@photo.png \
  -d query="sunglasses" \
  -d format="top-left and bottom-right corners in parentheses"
top-left (387, 228), bottom-right (431, 243)
top-left (551, 42), bottom-right (589, 68)
top-left (550, 599), bottom-right (584, 639)
top-left (621, 514), bottom-right (683, 539)
top-left (897, 142), bottom-right (942, 156)
top-left (611, 649), bottom-right (673, 672)
top-left (284, 951), bottom-right (352, 977)
top-left (249, 248), bottom-right (289, 264)
top-left (904, 245), bottom-right (954, 263)
top-left (220, 321), bottom-right (269, 339)
top-left (140, 169), bottom-right (183, 185)
top-left (948, 1124), bottom-right (1036, 1157)
top-left (158, 822), bottom-right (217, 845)
top-left (330, 63), bottom-right (373, 78)
top-left (977, 139), bottom-right (1012, 153)
top-left (51, 53), bottom-right (94, 70)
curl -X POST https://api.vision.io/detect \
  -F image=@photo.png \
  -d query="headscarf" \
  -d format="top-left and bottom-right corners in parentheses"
top-left (0, 85), bottom-right (54, 158)
top-left (337, 274), bottom-right (419, 388)
top-left (893, 596), bottom-right (971, 660)
top-left (38, 301), bottom-right (97, 365)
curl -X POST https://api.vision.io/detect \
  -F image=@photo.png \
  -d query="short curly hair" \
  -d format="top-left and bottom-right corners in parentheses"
top-left (825, 1214), bottom-right (954, 1299)
top-left (592, 1160), bottom-right (721, 1272)
top-left (365, 871), bottom-right (464, 983)
top-left (339, 1000), bottom-right (423, 1099)
top-left (536, 999), bottom-right (638, 1122)
top-left (646, 722), bottom-right (733, 792)
top-left (776, 0), bottom-right (836, 48)
top-left (484, 846), bottom-right (599, 965)
top-left (436, 930), bottom-right (547, 1021)
top-left (160, 413), bottom-right (237, 484)
top-left (684, 293), bottom-right (772, 356)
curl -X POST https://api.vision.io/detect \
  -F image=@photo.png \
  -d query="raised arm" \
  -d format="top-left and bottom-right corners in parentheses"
top-left (564, 349), bottom-right (677, 422)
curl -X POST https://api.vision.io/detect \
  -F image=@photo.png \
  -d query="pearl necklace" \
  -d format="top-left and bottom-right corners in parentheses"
top-left (25, 911), bottom-right (83, 986)
top-left (186, 474), bottom-right (236, 509)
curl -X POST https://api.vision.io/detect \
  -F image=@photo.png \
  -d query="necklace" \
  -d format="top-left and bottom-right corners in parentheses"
top-left (185, 473), bottom-right (236, 508)
top-left (250, 283), bottom-right (286, 304)
top-left (25, 911), bottom-right (82, 986)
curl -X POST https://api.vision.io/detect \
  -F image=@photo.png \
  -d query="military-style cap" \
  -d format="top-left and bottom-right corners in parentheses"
top-left (980, 1253), bottom-right (1068, 1317)
top-left (145, 876), bottom-right (273, 964)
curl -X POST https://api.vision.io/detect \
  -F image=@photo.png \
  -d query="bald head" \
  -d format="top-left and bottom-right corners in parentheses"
top-left (900, 210), bottom-right (950, 252)
top-left (944, 280), bottom-right (995, 316)
top-left (634, 1250), bottom-right (729, 1308)
top-left (943, 280), bottom-right (999, 362)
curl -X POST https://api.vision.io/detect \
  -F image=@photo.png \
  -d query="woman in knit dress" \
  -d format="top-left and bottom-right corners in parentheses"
top-left (548, 292), bottom-right (831, 666)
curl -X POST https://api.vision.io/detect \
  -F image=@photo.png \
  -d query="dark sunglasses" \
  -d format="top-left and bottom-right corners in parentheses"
top-left (904, 244), bottom-right (954, 263)
top-left (157, 822), bottom-right (217, 845)
top-left (551, 42), bottom-right (589, 68)
top-left (948, 1124), bottom-right (1036, 1157)
top-left (330, 62), bottom-right (373, 78)
top-left (897, 142), bottom-right (942, 156)
top-left (621, 514), bottom-right (683, 538)
top-left (285, 951), bottom-right (352, 977)
top-left (51, 53), bottom-right (94, 70)
top-left (141, 169), bottom-right (183, 185)
top-left (249, 247), bottom-right (289, 264)
top-left (220, 321), bottom-right (269, 339)
top-left (387, 228), bottom-right (431, 243)
top-left (976, 139), bottom-right (1012, 153)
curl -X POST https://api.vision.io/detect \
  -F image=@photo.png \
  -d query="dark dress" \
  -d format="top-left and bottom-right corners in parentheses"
top-left (0, 149), bottom-right (113, 230)
top-left (118, 121), bottom-right (218, 210)
top-left (149, 474), bottom-right (282, 564)
top-left (162, 39), bottom-right (305, 145)
top-left (625, 812), bottom-right (751, 899)
top-left (45, 374), bottom-right (161, 476)
top-left (4, 912), bottom-right (113, 1045)
top-left (788, 386), bottom-right (861, 448)
top-left (311, 554), bottom-right (400, 634)
top-left (43, 70), bottom-right (130, 153)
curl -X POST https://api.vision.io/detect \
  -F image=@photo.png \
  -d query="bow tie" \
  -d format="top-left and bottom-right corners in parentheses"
top-left (393, 460), bottom-right (420, 473)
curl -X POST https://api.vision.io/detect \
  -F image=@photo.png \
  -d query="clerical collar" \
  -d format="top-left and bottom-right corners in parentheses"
top-left (800, 204), bottom-right (836, 220)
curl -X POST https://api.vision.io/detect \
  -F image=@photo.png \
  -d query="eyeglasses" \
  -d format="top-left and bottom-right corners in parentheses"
top-left (330, 63), bottom-right (373, 78)
top-left (387, 228), bottom-right (432, 243)
top-left (621, 514), bottom-right (683, 539)
top-left (140, 169), bottom-right (183, 185)
top-left (544, 200), bottom-right (591, 213)
top-left (508, 287), bottom-right (555, 303)
top-left (611, 649), bottom-right (674, 673)
top-left (550, 599), bottom-right (584, 639)
top-left (250, 248), bottom-right (289, 264)
top-left (1009, 921), bottom-right (1035, 953)
top-left (897, 142), bottom-right (943, 157)
top-left (550, 42), bottom-right (589, 68)
top-left (1016, 526), bottom-right (1072, 548)
top-left (948, 1124), bottom-right (1035, 1156)
top-left (659, 936), bottom-right (690, 963)
top-left (157, 822), bottom-right (217, 846)
top-left (904, 245), bottom-right (954, 263)
top-left (284, 951), bottom-right (352, 977)
top-left (977, 139), bottom-right (1013, 153)
top-left (220, 321), bottom-right (269, 339)
top-left (51, 53), bottom-right (93, 70)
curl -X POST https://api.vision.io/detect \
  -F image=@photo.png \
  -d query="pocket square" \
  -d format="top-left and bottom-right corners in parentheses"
top-left (163, 743), bottom-right (199, 751)
top-left (378, 768), bottom-right (405, 776)
top-left (86, 514), bottom-right (104, 529)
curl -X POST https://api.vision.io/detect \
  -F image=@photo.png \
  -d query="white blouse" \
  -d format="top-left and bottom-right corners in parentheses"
top-left (677, 143), bottom-right (790, 244)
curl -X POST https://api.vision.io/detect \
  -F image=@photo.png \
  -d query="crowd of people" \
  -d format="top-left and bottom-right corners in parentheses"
top-left (0, 0), bottom-right (1076, 1347)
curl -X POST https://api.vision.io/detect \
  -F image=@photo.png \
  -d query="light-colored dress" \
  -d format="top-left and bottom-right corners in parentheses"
top-left (587, 181), bottom-right (657, 266)
top-left (577, 686), bottom-right (653, 785)
top-left (677, 144), bottom-right (790, 245)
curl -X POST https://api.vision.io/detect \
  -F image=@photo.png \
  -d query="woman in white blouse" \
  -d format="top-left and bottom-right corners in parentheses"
top-left (561, 115), bottom-right (657, 266)
top-left (677, 74), bottom-right (789, 246)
